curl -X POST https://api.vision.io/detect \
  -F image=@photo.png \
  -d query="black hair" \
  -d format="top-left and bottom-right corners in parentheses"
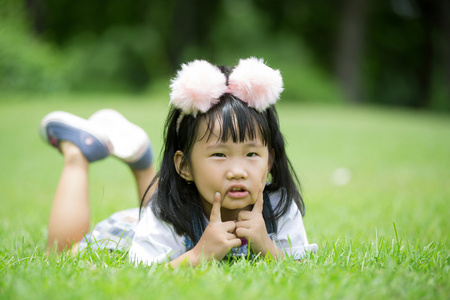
top-left (141, 65), bottom-right (304, 244)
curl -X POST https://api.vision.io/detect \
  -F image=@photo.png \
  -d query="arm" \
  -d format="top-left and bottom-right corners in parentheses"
top-left (268, 192), bottom-right (318, 260)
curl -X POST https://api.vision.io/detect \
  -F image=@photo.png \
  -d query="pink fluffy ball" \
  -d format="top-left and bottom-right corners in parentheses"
top-left (228, 57), bottom-right (283, 111)
top-left (170, 60), bottom-right (227, 116)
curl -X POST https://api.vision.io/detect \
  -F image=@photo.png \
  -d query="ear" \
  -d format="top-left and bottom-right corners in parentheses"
top-left (268, 149), bottom-right (275, 172)
top-left (174, 150), bottom-right (194, 181)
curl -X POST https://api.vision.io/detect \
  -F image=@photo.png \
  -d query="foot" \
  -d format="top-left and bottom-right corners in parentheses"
top-left (60, 141), bottom-right (89, 166)
top-left (89, 109), bottom-right (153, 169)
top-left (40, 111), bottom-right (113, 162)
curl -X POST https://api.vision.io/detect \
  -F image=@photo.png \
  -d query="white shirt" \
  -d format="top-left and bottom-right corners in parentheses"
top-left (129, 190), bottom-right (318, 265)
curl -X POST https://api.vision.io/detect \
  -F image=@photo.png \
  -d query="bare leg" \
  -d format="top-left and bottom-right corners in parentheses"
top-left (43, 109), bottom-right (155, 252)
top-left (47, 141), bottom-right (90, 251)
top-left (132, 165), bottom-right (157, 207)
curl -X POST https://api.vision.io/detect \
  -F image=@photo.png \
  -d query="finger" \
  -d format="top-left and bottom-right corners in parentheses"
top-left (235, 220), bottom-right (251, 229)
top-left (222, 221), bottom-right (237, 232)
top-left (252, 184), bottom-right (264, 213)
top-left (209, 192), bottom-right (222, 223)
top-left (229, 238), bottom-right (242, 249)
top-left (237, 211), bottom-right (252, 221)
top-left (235, 227), bottom-right (249, 239)
top-left (225, 232), bottom-right (238, 240)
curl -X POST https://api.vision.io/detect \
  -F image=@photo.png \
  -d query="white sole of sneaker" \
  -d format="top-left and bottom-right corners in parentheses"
top-left (89, 109), bottom-right (150, 163)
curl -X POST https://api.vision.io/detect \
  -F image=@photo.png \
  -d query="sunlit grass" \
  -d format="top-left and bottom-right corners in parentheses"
top-left (1, 94), bottom-right (449, 299)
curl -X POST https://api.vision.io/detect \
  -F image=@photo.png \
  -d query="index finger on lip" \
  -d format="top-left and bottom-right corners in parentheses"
top-left (252, 184), bottom-right (264, 213)
top-left (209, 192), bottom-right (222, 223)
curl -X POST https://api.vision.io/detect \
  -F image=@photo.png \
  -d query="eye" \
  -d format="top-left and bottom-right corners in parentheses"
top-left (212, 153), bottom-right (226, 158)
top-left (247, 152), bottom-right (258, 157)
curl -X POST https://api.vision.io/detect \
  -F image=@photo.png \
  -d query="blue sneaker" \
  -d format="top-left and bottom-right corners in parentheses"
top-left (89, 109), bottom-right (153, 169)
top-left (40, 111), bottom-right (113, 162)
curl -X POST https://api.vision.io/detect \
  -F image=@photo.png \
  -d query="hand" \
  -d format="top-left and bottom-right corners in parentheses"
top-left (235, 184), bottom-right (274, 256)
top-left (193, 192), bottom-right (242, 261)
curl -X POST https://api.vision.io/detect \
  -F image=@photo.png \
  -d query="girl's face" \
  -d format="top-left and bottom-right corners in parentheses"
top-left (178, 118), bottom-right (271, 220)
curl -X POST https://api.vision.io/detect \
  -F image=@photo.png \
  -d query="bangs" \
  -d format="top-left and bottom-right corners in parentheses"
top-left (199, 95), bottom-right (271, 146)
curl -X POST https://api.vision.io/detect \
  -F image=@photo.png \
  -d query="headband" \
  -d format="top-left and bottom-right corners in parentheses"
top-left (169, 57), bottom-right (283, 117)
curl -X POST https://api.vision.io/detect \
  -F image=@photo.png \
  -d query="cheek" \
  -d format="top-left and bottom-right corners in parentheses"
top-left (261, 170), bottom-right (269, 184)
top-left (192, 169), bottom-right (219, 195)
top-left (257, 161), bottom-right (270, 183)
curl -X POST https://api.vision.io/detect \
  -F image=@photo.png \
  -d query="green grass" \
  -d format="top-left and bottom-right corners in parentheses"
top-left (1, 93), bottom-right (449, 299)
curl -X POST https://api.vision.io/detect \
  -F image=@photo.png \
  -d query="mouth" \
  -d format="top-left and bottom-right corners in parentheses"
top-left (226, 185), bottom-right (249, 199)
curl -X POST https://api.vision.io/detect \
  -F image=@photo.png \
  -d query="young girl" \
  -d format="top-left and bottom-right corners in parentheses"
top-left (41, 57), bottom-right (317, 268)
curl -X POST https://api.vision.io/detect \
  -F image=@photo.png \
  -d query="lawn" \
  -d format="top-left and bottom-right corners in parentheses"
top-left (1, 93), bottom-right (449, 299)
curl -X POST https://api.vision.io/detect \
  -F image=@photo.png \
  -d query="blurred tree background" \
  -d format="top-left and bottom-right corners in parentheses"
top-left (1, 0), bottom-right (449, 110)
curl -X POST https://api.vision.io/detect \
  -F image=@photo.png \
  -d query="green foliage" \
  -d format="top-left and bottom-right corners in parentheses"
top-left (64, 26), bottom-right (171, 92)
top-left (0, 0), bottom-right (345, 103)
top-left (206, 0), bottom-right (345, 103)
top-left (1, 0), bottom-right (449, 109)
top-left (0, 95), bottom-right (449, 298)
top-left (0, 1), bottom-right (68, 93)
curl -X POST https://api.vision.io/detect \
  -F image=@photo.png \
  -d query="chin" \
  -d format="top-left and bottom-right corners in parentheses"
top-left (223, 200), bottom-right (252, 210)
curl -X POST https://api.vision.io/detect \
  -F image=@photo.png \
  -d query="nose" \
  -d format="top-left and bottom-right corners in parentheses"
top-left (226, 160), bottom-right (248, 180)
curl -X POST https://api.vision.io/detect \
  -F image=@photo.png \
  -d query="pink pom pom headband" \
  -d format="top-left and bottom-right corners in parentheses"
top-left (169, 57), bottom-right (283, 117)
